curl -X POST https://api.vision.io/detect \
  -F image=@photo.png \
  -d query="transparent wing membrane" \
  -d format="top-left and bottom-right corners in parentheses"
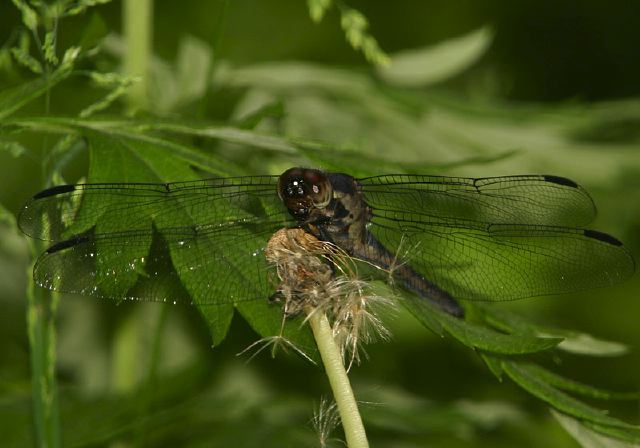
top-left (34, 223), bottom-right (285, 306)
top-left (19, 171), bottom-right (634, 307)
top-left (19, 176), bottom-right (284, 241)
top-left (21, 176), bottom-right (292, 305)
top-left (360, 174), bottom-right (596, 227)
top-left (369, 210), bottom-right (634, 301)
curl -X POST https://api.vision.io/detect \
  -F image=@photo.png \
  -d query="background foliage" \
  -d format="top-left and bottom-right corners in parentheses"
top-left (0, 1), bottom-right (639, 447)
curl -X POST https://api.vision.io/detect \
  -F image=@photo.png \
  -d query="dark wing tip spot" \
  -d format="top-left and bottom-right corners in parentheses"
top-left (46, 235), bottom-right (90, 254)
top-left (33, 184), bottom-right (76, 200)
top-left (584, 229), bottom-right (623, 247)
top-left (543, 175), bottom-right (578, 189)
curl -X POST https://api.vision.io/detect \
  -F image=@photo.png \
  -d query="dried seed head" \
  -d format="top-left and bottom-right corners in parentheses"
top-left (266, 228), bottom-right (392, 366)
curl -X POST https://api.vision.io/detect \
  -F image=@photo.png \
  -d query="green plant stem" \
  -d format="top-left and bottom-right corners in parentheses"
top-left (111, 309), bottom-right (139, 394)
top-left (110, 0), bottom-right (155, 400)
top-left (307, 310), bottom-right (369, 448)
top-left (122, 0), bottom-right (153, 110)
top-left (26, 247), bottom-right (60, 448)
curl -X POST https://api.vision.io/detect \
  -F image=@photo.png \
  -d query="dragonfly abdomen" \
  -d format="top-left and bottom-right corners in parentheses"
top-left (356, 233), bottom-right (464, 317)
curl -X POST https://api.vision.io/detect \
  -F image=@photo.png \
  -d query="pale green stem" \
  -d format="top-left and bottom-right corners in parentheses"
top-left (111, 310), bottom-right (139, 394)
top-left (27, 243), bottom-right (61, 448)
top-left (109, 0), bottom-right (154, 411)
top-left (122, 0), bottom-right (153, 110)
top-left (307, 310), bottom-right (369, 448)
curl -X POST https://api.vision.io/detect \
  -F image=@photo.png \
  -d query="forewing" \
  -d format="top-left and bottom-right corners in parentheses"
top-left (359, 174), bottom-right (596, 227)
top-left (18, 175), bottom-right (283, 241)
top-left (23, 175), bottom-right (293, 304)
top-left (370, 211), bottom-right (635, 301)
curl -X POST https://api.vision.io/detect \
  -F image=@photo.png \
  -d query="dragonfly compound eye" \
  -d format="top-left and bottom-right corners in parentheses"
top-left (278, 168), bottom-right (333, 221)
top-left (304, 170), bottom-right (332, 209)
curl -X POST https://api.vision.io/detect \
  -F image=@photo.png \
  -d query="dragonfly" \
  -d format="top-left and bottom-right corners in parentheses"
top-left (19, 167), bottom-right (635, 318)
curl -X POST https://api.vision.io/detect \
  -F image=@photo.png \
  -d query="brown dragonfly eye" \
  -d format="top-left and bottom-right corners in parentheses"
top-left (278, 168), bottom-right (332, 220)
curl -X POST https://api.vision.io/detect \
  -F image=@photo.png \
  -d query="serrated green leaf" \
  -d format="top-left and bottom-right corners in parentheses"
top-left (477, 303), bottom-right (630, 357)
top-left (554, 332), bottom-right (629, 357)
top-left (85, 134), bottom-right (239, 344)
top-left (400, 295), bottom-right (561, 354)
top-left (514, 363), bottom-right (639, 401)
top-left (552, 410), bottom-right (640, 447)
top-left (378, 27), bottom-right (493, 87)
top-left (5, 117), bottom-right (238, 175)
top-left (582, 420), bottom-right (640, 445)
top-left (436, 304), bottom-right (561, 354)
top-left (143, 121), bottom-right (299, 155)
top-left (474, 302), bottom-right (542, 335)
top-left (439, 313), bottom-right (562, 355)
top-left (503, 361), bottom-right (640, 430)
top-left (50, 132), bottom-right (313, 350)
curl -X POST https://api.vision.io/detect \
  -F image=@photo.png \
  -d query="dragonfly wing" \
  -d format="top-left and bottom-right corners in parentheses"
top-left (18, 175), bottom-right (283, 241)
top-left (33, 218), bottom-right (290, 305)
top-left (23, 175), bottom-right (294, 305)
top-left (360, 174), bottom-right (597, 227)
top-left (370, 210), bottom-right (635, 301)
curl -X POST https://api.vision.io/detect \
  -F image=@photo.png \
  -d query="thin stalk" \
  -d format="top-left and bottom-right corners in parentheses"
top-left (122, 0), bottom-right (153, 110)
top-left (26, 244), bottom-right (61, 448)
top-left (135, 305), bottom-right (168, 446)
top-left (307, 309), bottom-right (369, 448)
top-left (109, 0), bottom-right (154, 398)
top-left (111, 309), bottom-right (139, 394)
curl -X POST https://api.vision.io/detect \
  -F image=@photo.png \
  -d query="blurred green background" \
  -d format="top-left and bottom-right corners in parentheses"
top-left (0, 1), bottom-right (638, 447)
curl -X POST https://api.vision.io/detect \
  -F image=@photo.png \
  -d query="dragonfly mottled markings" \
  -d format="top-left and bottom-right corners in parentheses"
top-left (19, 167), bottom-right (635, 317)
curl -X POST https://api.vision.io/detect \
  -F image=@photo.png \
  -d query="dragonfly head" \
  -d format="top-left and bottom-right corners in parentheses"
top-left (278, 167), bottom-right (333, 222)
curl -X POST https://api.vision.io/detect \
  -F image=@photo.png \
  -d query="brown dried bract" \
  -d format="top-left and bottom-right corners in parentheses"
top-left (266, 228), bottom-right (340, 316)
top-left (266, 228), bottom-right (391, 367)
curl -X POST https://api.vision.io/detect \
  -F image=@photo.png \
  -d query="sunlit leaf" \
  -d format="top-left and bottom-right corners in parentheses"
top-left (517, 363), bottom-right (639, 401)
top-left (378, 27), bottom-right (493, 87)
top-left (477, 304), bottom-right (630, 357)
top-left (554, 332), bottom-right (630, 357)
top-left (503, 361), bottom-right (640, 430)
top-left (402, 296), bottom-right (561, 354)
top-left (553, 410), bottom-right (640, 447)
